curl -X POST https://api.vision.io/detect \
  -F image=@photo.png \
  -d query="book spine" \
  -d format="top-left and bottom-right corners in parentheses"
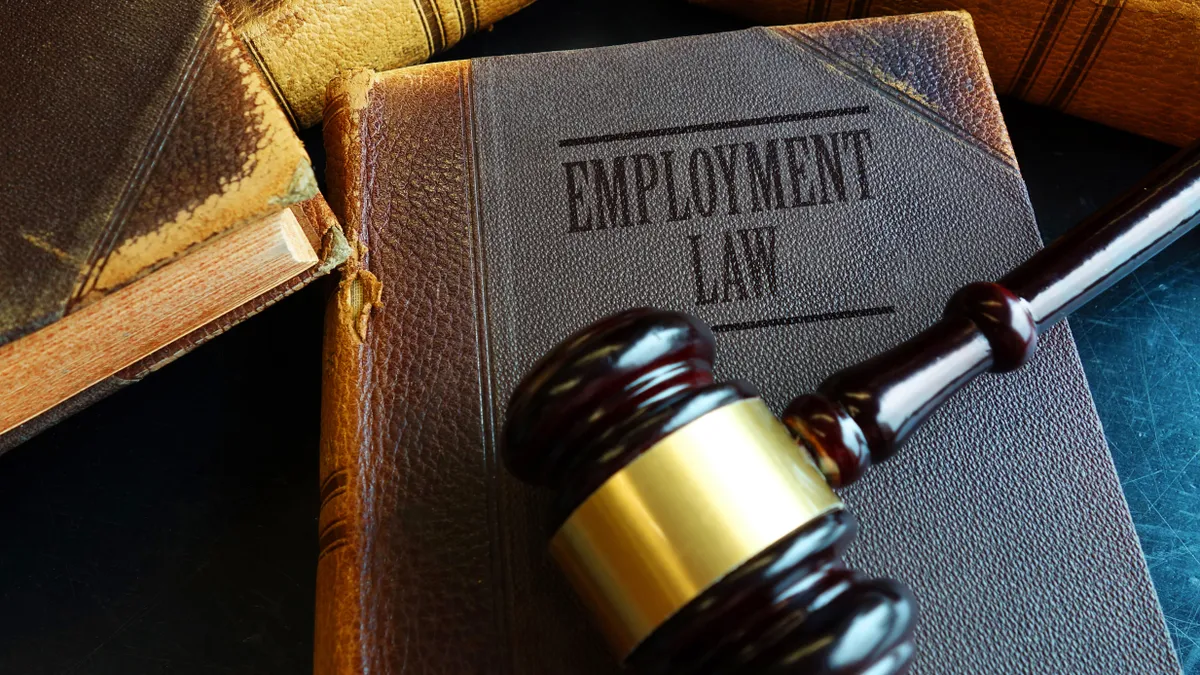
top-left (315, 70), bottom-right (382, 675)
top-left (228, 0), bottom-right (536, 127)
top-left (692, 0), bottom-right (1199, 146)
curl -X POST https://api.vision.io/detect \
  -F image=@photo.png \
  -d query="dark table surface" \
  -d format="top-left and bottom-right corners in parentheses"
top-left (2, 1), bottom-right (1197, 673)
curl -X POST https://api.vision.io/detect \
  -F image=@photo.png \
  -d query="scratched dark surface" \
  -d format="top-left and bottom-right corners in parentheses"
top-left (1, 0), bottom-right (1197, 673)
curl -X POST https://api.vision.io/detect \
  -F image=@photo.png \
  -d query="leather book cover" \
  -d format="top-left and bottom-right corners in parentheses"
top-left (318, 12), bottom-right (1179, 674)
top-left (224, 0), bottom-right (537, 126)
top-left (0, 0), bottom-right (348, 449)
top-left (691, 0), bottom-right (1199, 147)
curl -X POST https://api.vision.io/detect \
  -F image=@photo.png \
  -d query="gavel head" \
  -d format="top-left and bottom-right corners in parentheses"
top-left (503, 308), bottom-right (917, 674)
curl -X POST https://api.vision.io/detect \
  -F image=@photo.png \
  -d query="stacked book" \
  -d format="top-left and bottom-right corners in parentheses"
top-left (0, 0), bottom-right (530, 448)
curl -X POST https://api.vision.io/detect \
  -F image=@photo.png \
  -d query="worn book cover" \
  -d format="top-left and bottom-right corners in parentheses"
top-left (319, 12), bottom-right (1179, 674)
top-left (0, 0), bottom-right (540, 448)
top-left (0, 0), bottom-right (347, 449)
top-left (692, 0), bottom-right (1199, 147)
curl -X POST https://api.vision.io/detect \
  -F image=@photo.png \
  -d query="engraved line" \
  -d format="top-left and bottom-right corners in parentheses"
top-left (318, 468), bottom-right (347, 493)
top-left (317, 539), bottom-right (350, 560)
top-left (420, 0), bottom-right (447, 53)
top-left (455, 0), bottom-right (477, 39)
top-left (450, 0), bottom-right (464, 43)
top-left (1010, 0), bottom-right (1076, 97)
top-left (461, 59), bottom-right (515, 673)
top-left (1049, 1), bottom-right (1104, 101)
top-left (462, 0), bottom-right (478, 34)
top-left (240, 35), bottom-right (297, 128)
top-left (318, 517), bottom-right (346, 540)
top-left (711, 306), bottom-right (895, 333)
top-left (317, 521), bottom-right (349, 551)
top-left (319, 487), bottom-right (347, 510)
top-left (70, 12), bottom-right (220, 306)
top-left (1061, 4), bottom-right (1124, 108)
top-left (557, 106), bottom-right (870, 148)
top-left (849, 0), bottom-right (873, 19)
top-left (1046, 0), bottom-right (1124, 109)
top-left (408, 0), bottom-right (436, 55)
top-left (319, 467), bottom-right (349, 498)
top-left (775, 29), bottom-right (1018, 172)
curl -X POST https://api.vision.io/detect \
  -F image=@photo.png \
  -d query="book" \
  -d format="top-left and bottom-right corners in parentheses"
top-left (691, 0), bottom-right (1198, 147)
top-left (318, 12), bottom-right (1180, 674)
top-left (0, 0), bottom-right (537, 449)
top-left (225, 0), bottom-right (536, 126)
top-left (0, 1), bottom-right (346, 449)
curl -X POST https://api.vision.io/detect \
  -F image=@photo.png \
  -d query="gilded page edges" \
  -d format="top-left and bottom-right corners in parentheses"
top-left (0, 194), bottom-right (345, 454)
top-left (768, 12), bottom-right (1020, 171)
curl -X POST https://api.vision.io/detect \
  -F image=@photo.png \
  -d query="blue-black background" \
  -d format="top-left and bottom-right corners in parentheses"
top-left (1, 0), bottom-right (1195, 672)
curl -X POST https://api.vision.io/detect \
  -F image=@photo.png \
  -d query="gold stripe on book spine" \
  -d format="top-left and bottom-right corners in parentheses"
top-left (549, 398), bottom-right (843, 660)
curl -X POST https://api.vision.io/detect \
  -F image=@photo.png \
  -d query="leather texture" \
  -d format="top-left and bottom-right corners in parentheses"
top-left (225, 0), bottom-right (536, 127)
top-left (3, 0), bottom-right (205, 343)
top-left (694, 0), bottom-right (1200, 147)
top-left (87, 8), bottom-right (318, 305)
top-left (0, 1), bottom-right (346, 447)
top-left (773, 15), bottom-right (1016, 166)
top-left (0, 1), bottom-right (316, 345)
top-left (318, 14), bottom-right (1179, 674)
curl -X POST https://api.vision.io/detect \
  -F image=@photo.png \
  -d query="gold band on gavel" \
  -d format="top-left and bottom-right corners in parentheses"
top-left (549, 397), bottom-right (843, 660)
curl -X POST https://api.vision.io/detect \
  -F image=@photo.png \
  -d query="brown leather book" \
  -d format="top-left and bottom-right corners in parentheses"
top-left (0, 0), bottom-right (349, 450)
top-left (318, 12), bottom-right (1179, 674)
top-left (0, 0), bottom-right (535, 448)
top-left (691, 0), bottom-right (1199, 147)
top-left (225, 0), bottom-right (536, 126)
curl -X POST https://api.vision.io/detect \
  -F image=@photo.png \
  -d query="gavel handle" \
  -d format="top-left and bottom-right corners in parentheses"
top-left (784, 142), bottom-right (1200, 487)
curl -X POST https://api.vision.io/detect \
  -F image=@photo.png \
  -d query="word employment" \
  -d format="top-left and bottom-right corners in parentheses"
top-left (561, 128), bottom-right (876, 306)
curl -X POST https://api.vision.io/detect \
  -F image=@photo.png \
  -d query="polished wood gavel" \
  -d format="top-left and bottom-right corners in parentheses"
top-left (501, 141), bottom-right (1200, 675)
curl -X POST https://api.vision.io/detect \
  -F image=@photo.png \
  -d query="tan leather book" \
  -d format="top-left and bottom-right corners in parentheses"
top-left (318, 12), bottom-right (1179, 674)
top-left (691, 0), bottom-right (1199, 147)
top-left (225, 0), bottom-right (536, 126)
top-left (0, 1), bottom-right (349, 449)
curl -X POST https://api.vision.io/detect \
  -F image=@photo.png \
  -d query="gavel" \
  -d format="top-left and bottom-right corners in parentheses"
top-left (501, 141), bottom-right (1200, 674)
